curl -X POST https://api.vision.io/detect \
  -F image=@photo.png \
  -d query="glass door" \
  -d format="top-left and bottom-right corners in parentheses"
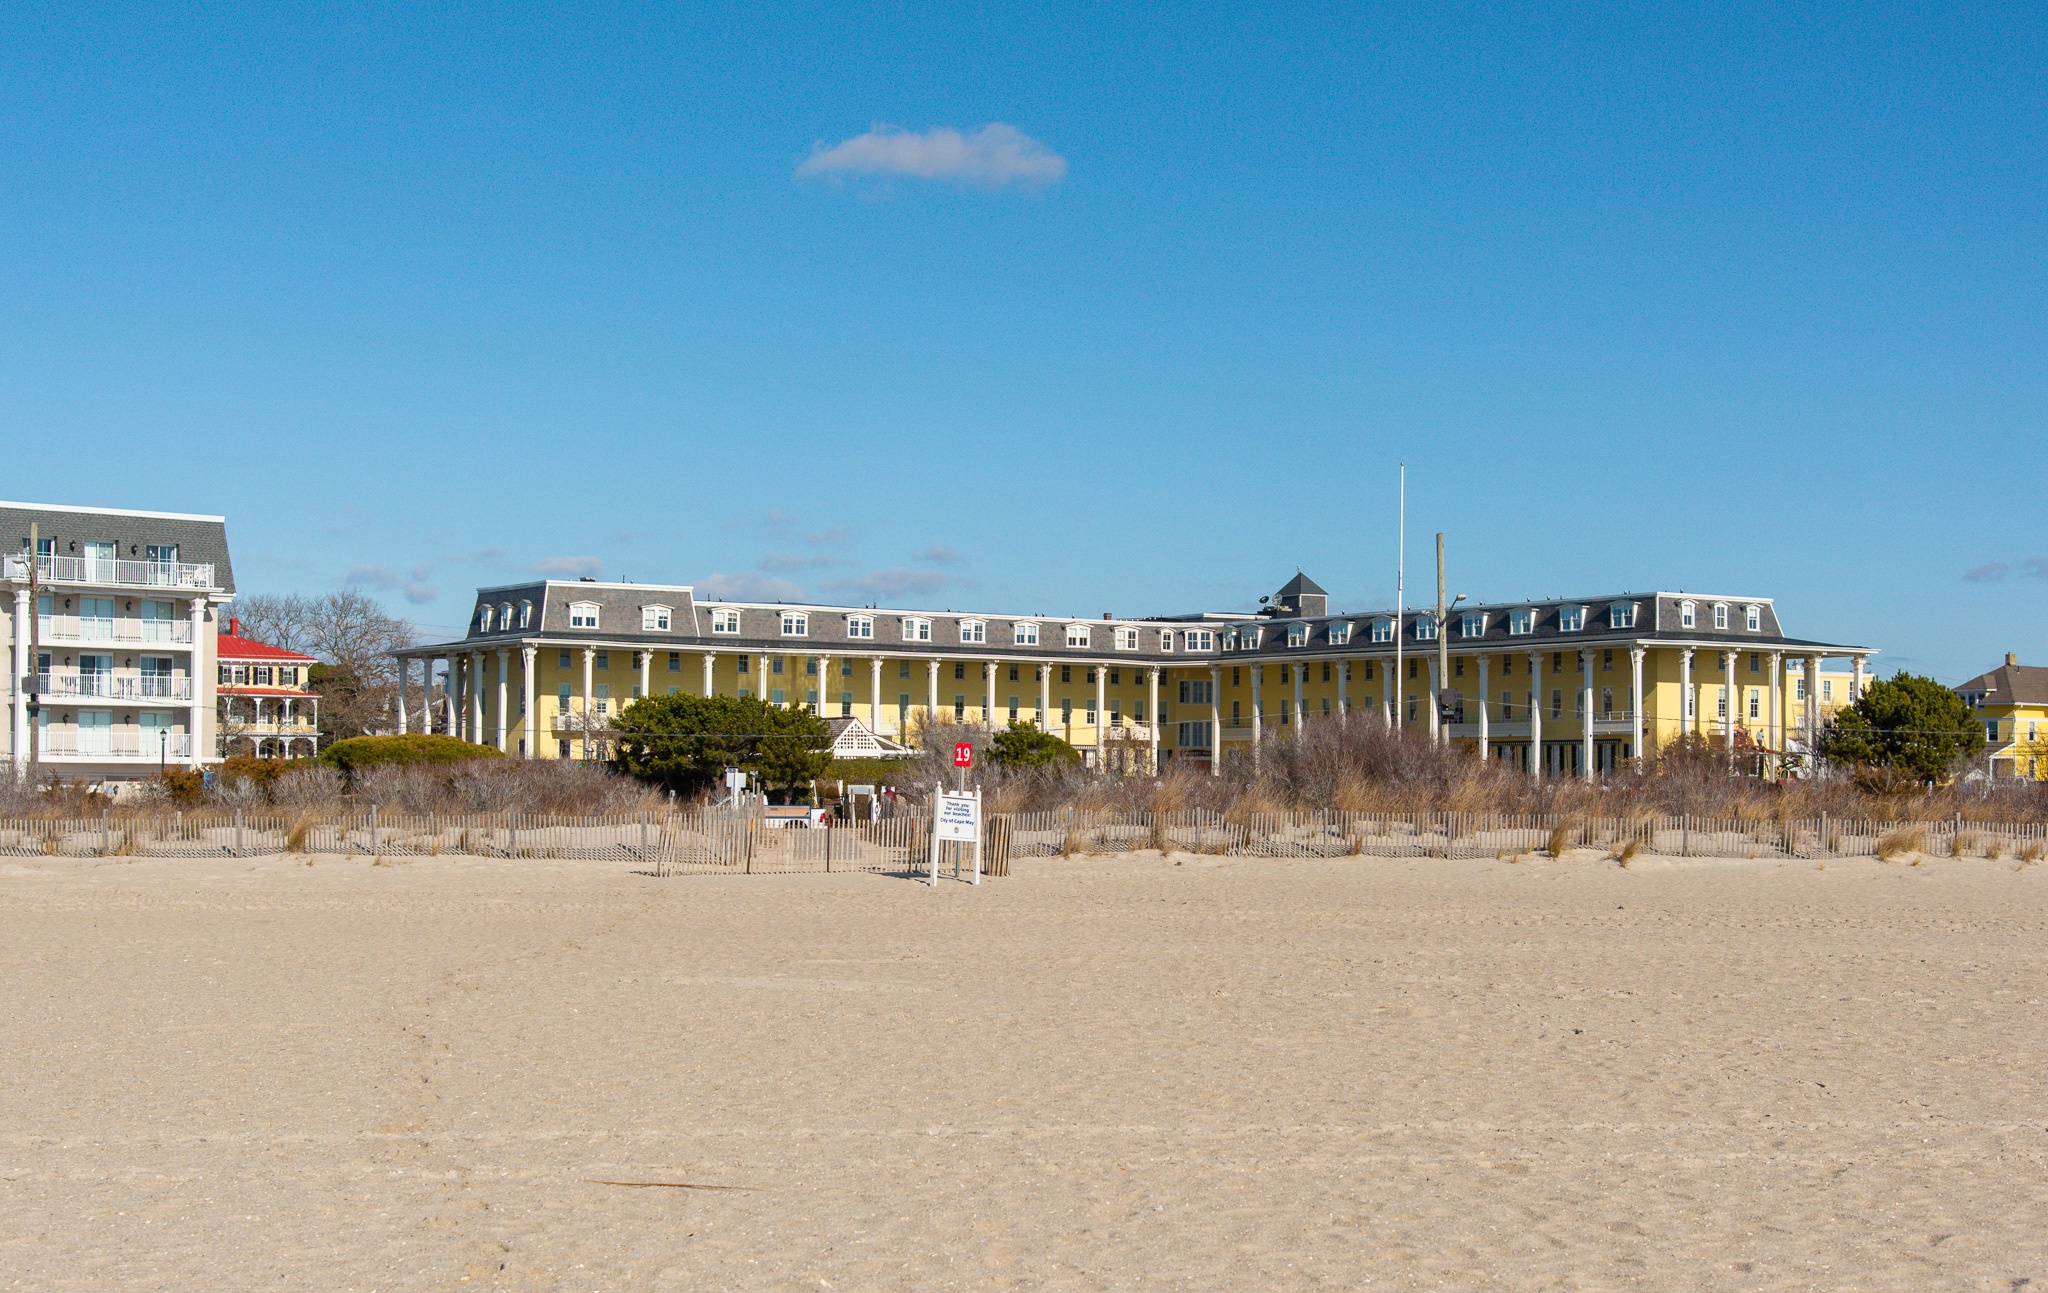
top-left (84, 541), bottom-right (117, 582)
top-left (79, 597), bottom-right (115, 640)
top-left (77, 710), bottom-right (113, 756)
top-left (140, 600), bottom-right (176, 641)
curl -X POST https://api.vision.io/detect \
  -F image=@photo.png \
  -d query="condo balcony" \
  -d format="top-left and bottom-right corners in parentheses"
top-left (3, 553), bottom-right (219, 591)
top-left (34, 614), bottom-right (195, 646)
top-left (36, 731), bottom-right (195, 760)
top-left (31, 672), bottom-right (196, 702)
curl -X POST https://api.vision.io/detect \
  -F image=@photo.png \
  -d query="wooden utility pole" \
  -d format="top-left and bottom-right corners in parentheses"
top-left (25, 521), bottom-right (39, 771)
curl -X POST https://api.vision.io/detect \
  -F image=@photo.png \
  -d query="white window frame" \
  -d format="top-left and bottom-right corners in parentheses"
top-left (499, 602), bottom-right (513, 631)
top-left (1115, 626), bottom-right (1139, 651)
top-left (1158, 629), bottom-right (1175, 652)
top-left (846, 615), bottom-right (873, 639)
top-left (781, 611), bottom-right (808, 637)
top-left (1065, 624), bottom-right (1091, 648)
top-left (1679, 600), bottom-right (1696, 629)
top-left (1285, 624), bottom-right (1308, 648)
top-left (902, 617), bottom-right (931, 642)
top-left (1558, 606), bottom-right (1585, 633)
top-left (477, 605), bottom-right (493, 632)
top-left (711, 608), bottom-right (741, 635)
top-left (519, 600), bottom-right (533, 629)
top-left (569, 601), bottom-right (600, 629)
top-left (959, 619), bottom-right (987, 645)
top-left (1460, 612), bottom-right (1486, 639)
top-left (1508, 609), bottom-right (1533, 636)
top-left (1713, 603), bottom-right (1729, 630)
top-left (1012, 621), bottom-right (1038, 646)
top-left (1744, 604), bottom-right (1761, 632)
top-left (1370, 619), bottom-right (1394, 644)
top-left (641, 605), bottom-right (672, 632)
top-left (1186, 629), bottom-right (1215, 651)
top-left (1609, 602), bottom-right (1635, 630)
top-left (1414, 616), bottom-right (1438, 642)
top-left (1328, 622), bottom-right (1351, 645)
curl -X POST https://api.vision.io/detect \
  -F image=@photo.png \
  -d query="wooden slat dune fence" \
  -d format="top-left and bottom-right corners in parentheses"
top-left (0, 809), bottom-right (2042, 873)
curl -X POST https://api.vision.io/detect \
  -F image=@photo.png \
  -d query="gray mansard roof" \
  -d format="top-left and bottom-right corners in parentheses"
top-left (0, 501), bottom-right (235, 594)
top-left (419, 580), bottom-right (1870, 663)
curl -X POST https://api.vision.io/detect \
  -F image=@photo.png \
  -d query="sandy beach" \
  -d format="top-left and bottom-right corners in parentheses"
top-left (2, 847), bottom-right (2044, 1290)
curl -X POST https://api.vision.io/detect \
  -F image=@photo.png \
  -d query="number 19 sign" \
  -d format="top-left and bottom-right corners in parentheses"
top-left (953, 742), bottom-right (974, 768)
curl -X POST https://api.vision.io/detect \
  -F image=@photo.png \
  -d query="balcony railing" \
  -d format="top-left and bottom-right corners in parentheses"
top-left (38, 731), bottom-right (194, 759)
top-left (3, 553), bottom-right (218, 590)
top-left (33, 672), bottom-right (194, 702)
top-left (35, 615), bottom-right (194, 645)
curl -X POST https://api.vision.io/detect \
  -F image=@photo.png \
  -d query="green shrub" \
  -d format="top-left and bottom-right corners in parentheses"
top-left (320, 734), bottom-right (501, 778)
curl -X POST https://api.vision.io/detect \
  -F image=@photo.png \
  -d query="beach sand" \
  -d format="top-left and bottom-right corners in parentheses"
top-left (1, 846), bottom-right (2044, 1290)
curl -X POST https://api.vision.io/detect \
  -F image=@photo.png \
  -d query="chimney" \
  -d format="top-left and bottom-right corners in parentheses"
top-left (229, 617), bottom-right (239, 637)
top-left (2008, 653), bottom-right (2018, 668)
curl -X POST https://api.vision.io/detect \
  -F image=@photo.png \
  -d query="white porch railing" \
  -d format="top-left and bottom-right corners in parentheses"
top-left (38, 732), bottom-right (194, 759)
top-left (34, 672), bottom-right (194, 702)
top-left (3, 554), bottom-right (218, 590)
top-left (35, 615), bottom-right (193, 645)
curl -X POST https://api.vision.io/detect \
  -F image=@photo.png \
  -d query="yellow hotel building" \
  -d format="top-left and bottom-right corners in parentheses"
top-left (396, 574), bottom-right (1875, 778)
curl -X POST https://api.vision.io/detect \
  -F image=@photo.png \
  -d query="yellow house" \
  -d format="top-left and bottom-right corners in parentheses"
top-left (1955, 654), bottom-right (2048, 780)
top-left (394, 576), bottom-right (1876, 780)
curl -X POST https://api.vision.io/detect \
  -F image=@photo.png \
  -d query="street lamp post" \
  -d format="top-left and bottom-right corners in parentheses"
top-left (159, 727), bottom-right (167, 772)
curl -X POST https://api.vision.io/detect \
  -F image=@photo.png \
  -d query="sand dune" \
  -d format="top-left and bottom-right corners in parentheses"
top-left (1, 847), bottom-right (2044, 1289)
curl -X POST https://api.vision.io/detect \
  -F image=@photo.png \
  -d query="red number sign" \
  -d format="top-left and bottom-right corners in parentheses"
top-left (953, 742), bottom-right (974, 768)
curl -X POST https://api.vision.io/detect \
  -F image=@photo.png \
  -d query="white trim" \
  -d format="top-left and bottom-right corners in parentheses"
top-left (0, 500), bottom-right (226, 522)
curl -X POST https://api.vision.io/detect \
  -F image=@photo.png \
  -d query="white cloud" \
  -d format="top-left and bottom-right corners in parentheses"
top-left (820, 567), bottom-right (950, 599)
top-left (345, 565), bottom-right (438, 605)
top-left (796, 123), bottom-right (1066, 190)
top-left (531, 556), bottom-right (605, 579)
top-left (698, 572), bottom-right (808, 601)
top-left (913, 544), bottom-right (962, 565)
top-left (760, 552), bottom-right (839, 572)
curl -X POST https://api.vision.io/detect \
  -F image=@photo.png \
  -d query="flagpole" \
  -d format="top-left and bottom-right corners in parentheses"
top-left (1394, 464), bottom-right (1404, 730)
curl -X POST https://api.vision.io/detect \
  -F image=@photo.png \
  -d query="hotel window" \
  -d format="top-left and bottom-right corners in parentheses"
top-left (1601, 687), bottom-right (1613, 718)
top-left (569, 602), bottom-right (599, 628)
top-left (1323, 663), bottom-right (1332, 683)
top-left (476, 605), bottom-right (493, 632)
top-left (1822, 679), bottom-right (1834, 702)
top-left (1013, 621), bottom-right (1038, 646)
top-left (1609, 602), bottom-right (1635, 629)
top-left (558, 650), bottom-right (571, 668)
top-left (668, 651), bottom-right (681, 671)
top-left (806, 658), bottom-right (819, 676)
top-left (1187, 629), bottom-right (1214, 651)
top-left (498, 602), bottom-right (513, 630)
top-left (1116, 626), bottom-right (1139, 650)
top-left (1552, 689), bottom-right (1563, 719)
top-left (1602, 649), bottom-right (1613, 671)
top-left (1717, 688), bottom-right (1728, 719)
top-left (1713, 603), bottom-right (1729, 630)
top-left (1679, 600), bottom-right (1695, 629)
top-left (1558, 606), bottom-right (1584, 632)
top-left (519, 601), bottom-right (533, 628)
top-left (1749, 690), bottom-right (1761, 720)
top-left (1370, 619), bottom-right (1394, 644)
top-left (711, 608), bottom-right (741, 634)
top-left (1461, 612), bottom-right (1486, 638)
top-left (960, 619), bottom-right (986, 644)
top-left (1285, 625), bottom-right (1307, 648)
top-left (842, 660), bottom-right (854, 676)
top-left (737, 657), bottom-right (749, 673)
top-left (556, 684), bottom-right (570, 711)
top-left (1508, 609), bottom-right (1534, 636)
top-left (1329, 622), bottom-right (1351, 645)
top-left (594, 683), bottom-right (610, 714)
top-left (1158, 629), bottom-right (1175, 652)
top-left (781, 612), bottom-right (808, 637)
top-left (1796, 677), bottom-right (1807, 701)
top-left (1744, 604), bottom-right (1761, 632)
top-left (279, 667), bottom-right (297, 685)
top-left (1177, 679), bottom-right (1214, 705)
top-left (1008, 664), bottom-right (1019, 681)
top-left (771, 658), bottom-right (784, 674)
top-left (898, 660), bottom-right (909, 678)
top-left (772, 689), bottom-right (785, 704)
top-left (595, 652), bottom-right (609, 669)
top-left (1066, 624), bottom-right (1091, 648)
top-left (1987, 721), bottom-right (2000, 742)
top-left (954, 662), bottom-right (966, 680)
top-left (1414, 616), bottom-right (1438, 642)
top-left (847, 615), bottom-right (873, 639)
top-left (902, 617), bottom-right (931, 642)
top-left (641, 605), bottom-right (671, 632)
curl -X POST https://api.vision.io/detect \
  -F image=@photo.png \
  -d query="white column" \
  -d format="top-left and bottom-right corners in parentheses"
top-left (758, 654), bottom-right (771, 703)
top-left (637, 650), bottom-right (650, 703)
top-left (1629, 647), bottom-right (1645, 768)
top-left (521, 646), bottom-right (536, 758)
top-left (1251, 664), bottom-right (1263, 755)
top-left (11, 587), bottom-right (27, 772)
top-left (1768, 651), bottom-right (1782, 772)
top-left (1038, 663), bottom-right (1050, 731)
top-left (450, 656), bottom-right (464, 739)
top-left (470, 650), bottom-right (485, 743)
top-left (1528, 652), bottom-right (1544, 778)
top-left (1381, 658), bottom-right (1393, 727)
top-left (815, 654), bottom-right (830, 715)
top-left (495, 649), bottom-right (509, 752)
top-left (581, 648), bottom-right (595, 759)
top-left (1806, 655), bottom-right (1822, 765)
top-left (926, 658), bottom-right (940, 729)
top-left (1337, 659), bottom-right (1349, 720)
top-left (1094, 664), bottom-right (1107, 766)
top-left (1147, 667), bottom-right (1160, 773)
top-left (1208, 665), bottom-right (1222, 776)
top-left (1579, 650), bottom-right (1594, 780)
top-left (1722, 651), bottom-right (1737, 754)
top-left (1426, 658), bottom-right (1440, 738)
top-left (1852, 654), bottom-right (1867, 702)
top-left (187, 597), bottom-right (206, 765)
top-left (987, 660), bottom-right (1000, 728)
top-left (1476, 653), bottom-right (1490, 761)
top-left (1292, 661), bottom-right (1304, 732)
top-left (1679, 648), bottom-right (1694, 739)
top-left (395, 656), bottom-right (408, 735)
top-left (702, 652), bottom-right (716, 697)
top-left (870, 657), bottom-right (884, 734)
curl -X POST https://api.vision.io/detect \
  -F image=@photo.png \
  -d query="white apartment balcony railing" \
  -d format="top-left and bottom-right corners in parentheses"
top-left (3, 553), bottom-right (218, 590)
top-left (34, 672), bottom-right (195, 702)
top-left (34, 615), bottom-right (194, 645)
top-left (38, 732), bottom-right (194, 760)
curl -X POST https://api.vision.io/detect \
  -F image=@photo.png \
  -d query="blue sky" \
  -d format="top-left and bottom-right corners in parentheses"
top-left (2, 2), bottom-right (2041, 680)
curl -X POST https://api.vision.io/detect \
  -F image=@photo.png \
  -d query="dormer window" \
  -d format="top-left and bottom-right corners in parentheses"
top-left (847, 614), bottom-right (873, 639)
top-left (1713, 603), bottom-right (1729, 630)
top-left (569, 602), bottom-right (600, 629)
top-left (1680, 600), bottom-right (1696, 629)
top-left (519, 600), bottom-right (533, 629)
top-left (1328, 622), bottom-right (1351, 645)
top-left (1558, 606), bottom-right (1585, 633)
top-left (1065, 624), bottom-right (1091, 648)
top-left (1240, 627), bottom-right (1263, 650)
top-left (780, 611), bottom-right (808, 637)
top-left (902, 617), bottom-right (931, 642)
top-left (1186, 629), bottom-right (1214, 651)
top-left (1115, 626), bottom-right (1140, 650)
top-left (499, 602), bottom-right (513, 631)
top-left (477, 605), bottom-right (493, 632)
top-left (1012, 621), bottom-right (1038, 646)
top-left (711, 608), bottom-right (741, 634)
top-left (1744, 604), bottom-right (1761, 632)
top-left (1414, 616), bottom-right (1439, 642)
top-left (959, 619), bottom-right (986, 644)
top-left (1369, 619), bottom-right (1394, 644)
top-left (1609, 602), bottom-right (1636, 630)
top-left (1508, 609), bottom-right (1534, 636)
top-left (1285, 624), bottom-right (1308, 648)
top-left (1158, 629), bottom-right (1176, 652)
top-left (642, 605), bottom-right (672, 632)
top-left (1460, 612), bottom-right (1486, 639)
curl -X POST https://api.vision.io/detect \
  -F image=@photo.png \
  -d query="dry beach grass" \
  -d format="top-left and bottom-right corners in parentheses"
top-left (2, 845), bottom-right (2045, 1289)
